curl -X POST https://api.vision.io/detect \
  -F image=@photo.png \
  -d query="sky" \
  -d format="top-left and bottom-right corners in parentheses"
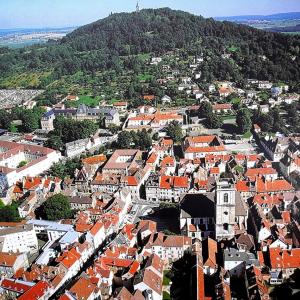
top-left (0, 0), bottom-right (300, 29)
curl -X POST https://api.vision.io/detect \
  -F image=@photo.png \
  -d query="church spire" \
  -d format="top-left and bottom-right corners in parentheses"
top-left (136, 0), bottom-right (140, 12)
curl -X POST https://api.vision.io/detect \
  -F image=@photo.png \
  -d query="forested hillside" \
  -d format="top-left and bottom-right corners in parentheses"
top-left (0, 8), bottom-right (299, 90)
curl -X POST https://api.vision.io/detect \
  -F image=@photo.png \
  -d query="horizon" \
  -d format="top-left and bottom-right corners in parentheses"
top-left (1, 0), bottom-right (300, 29)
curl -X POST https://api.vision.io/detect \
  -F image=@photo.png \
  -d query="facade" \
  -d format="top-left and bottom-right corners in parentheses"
top-left (0, 224), bottom-right (38, 254)
top-left (145, 174), bottom-right (190, 202)
top-left (183, 135), bottom-right (226, 160)
top-left (0, 141), bottom-right (61, 193)
top-left (41, 104), bottom-right (120, 131)
top-left (0, 252), bottom-right (29, 277)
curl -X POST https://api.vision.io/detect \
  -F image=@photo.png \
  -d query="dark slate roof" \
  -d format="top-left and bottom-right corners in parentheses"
top-left (180, 193), bottom-right (215, 218)
top-left (69, 196), bottom-right (93, 205)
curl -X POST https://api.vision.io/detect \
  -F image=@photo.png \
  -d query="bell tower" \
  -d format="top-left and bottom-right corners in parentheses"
top-left (215, 179), bottom-right (236, 241)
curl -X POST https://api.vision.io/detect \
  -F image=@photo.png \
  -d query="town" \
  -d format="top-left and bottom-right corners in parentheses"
top-left (0, 45), bottom-right (299, 300)
top-left (0, 3), bottom-right (300, 300)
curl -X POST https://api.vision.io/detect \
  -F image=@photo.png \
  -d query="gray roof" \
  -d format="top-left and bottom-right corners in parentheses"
top-left (224, 248), bottom-right (259, 266)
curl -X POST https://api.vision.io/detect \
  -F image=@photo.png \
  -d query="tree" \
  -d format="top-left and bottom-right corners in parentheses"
top-left (44, 134), bottom-right (64, 151)
top-left (259, 114), bottom-right (274, 132)
top-left (205, 114), bottom-right (223, 129)
top-left (198, 101), bottom-right (213, 118)
top-left (0, 204), bottom-right (20, 222)
top-left (166, 121), bottom-right (183, 143)
top-left (49, 158), bottom-right (81, 179)
top-left (236, 108), bottom-right (252, 134)
top-left (37, 194), bottom-right (72, 221)
top-left (116, 131), bottom-right (132, 149)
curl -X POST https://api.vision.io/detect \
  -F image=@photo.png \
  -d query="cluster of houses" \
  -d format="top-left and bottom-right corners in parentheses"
top-left (0, 51), bottom-right (299, 299)
top-left (0, 123), bottom-right (298, 298)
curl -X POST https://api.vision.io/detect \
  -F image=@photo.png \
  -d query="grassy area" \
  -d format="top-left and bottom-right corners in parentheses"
top-left (234, 165), bottom-right (244, 173)
top-left (163, 271), bottom-right (172, 286)
top-left (163, 291), bottom-right (171, 300)
top-left (242, 131), bottom-right (252, 139)
top-left (138, 73), bottom-right (153, 82)
top-left (221, 115), bottom-right (236, 121)
top-left (230, 97), bottom-right (241, 105)
top-left (66, 95), bottom-right (101, 108)
top-left (228, 45), bottom-right (238, 52)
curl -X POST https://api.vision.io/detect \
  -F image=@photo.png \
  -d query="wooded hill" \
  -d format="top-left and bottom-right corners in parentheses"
top-left (0, 8), bottom-right (299, 88)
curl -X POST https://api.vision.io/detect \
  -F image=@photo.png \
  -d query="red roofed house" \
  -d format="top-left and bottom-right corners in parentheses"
top-left (61, 277), bottom-right (101, 300)
top-left (86, 221), bottom-right (106, 249)
top-left (0, 252), bottom-right (29, 278)
top-left (260, 248), bottom-right (300, 283)
top-left (184, 135), bottom-right (226, 160)
top-left (133, 268), bottom-right (162, 300)
top-left (245, 168), bottom-right (278, 181)
top-left (144, 232), bottom-right (192, 263)
top-left (18, 280), bottom-right (53, 300)
top-left (145, 174), bottom-right (190, 202)
top-left (212, 103), bottom-right (233, 114)
top-left (0, 141), bottom-right (61, 195)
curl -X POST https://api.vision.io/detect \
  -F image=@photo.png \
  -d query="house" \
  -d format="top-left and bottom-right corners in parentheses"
top-left (145, 174), bottom-right (190, 202)
top-left (212, 103), bottom-right (233, 114)
top-left (62, 277), bottom-right (101, 300)
top-left (133, 269), bottom-right (163, 300)
top-left (102, 149), bottom-right (144, 175)
top-left (86, 221), bottom-right (106, 249)
top-left (160, 156), bottom-right (176, 175)
top-left (18, 281), bottom-right (53, 300)
top-left (219, 87), bottom-right (232, 98)
top-left (68, 196), bottom-right (96, 210)
top-left (224, 248), bottom-right (259, 277)
top-left (0, 252), bottom-right (29, 277)
top-left (161, 95), bottom-right (172, 104)
top-left (258, 247), bottom-right (300, 282)
top-left (258, 81), bottom-right (273, 90)
top-left (65, 95), bottom-right (79, 101)
top-left (144, 232), bottom-right (192, 263)
top-left (113, 101), bottom-right (128, 112)
top-left (0, 141), bottom-right (61, 193)
top-left (183, 135), bottom-right (226, 160)
top-left (41, 104), bottom-right (120, 131)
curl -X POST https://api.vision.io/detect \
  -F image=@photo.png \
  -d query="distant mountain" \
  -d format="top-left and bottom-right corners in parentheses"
top-left (215, 12), bottom-right (300, 22)
top-left (0, 8), bottom-right (300, 89)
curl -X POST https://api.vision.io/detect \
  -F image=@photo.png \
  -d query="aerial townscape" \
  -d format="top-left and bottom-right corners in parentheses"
top-left (0, 2), bottom-right (299, 300)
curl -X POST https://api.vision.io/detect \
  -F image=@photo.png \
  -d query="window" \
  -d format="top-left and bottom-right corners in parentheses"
top-left (223, 223), bottom-right (229, 231)
top-left (224, 211), bottom-right (228, 215)
top-left (224, 193), bottom-right (229, 203)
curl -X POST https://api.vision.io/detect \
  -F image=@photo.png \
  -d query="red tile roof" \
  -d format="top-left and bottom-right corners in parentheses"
top-left (1, 279), bottom-right (31, 294)
top-left (159, 176), bottom-right (189, 189)
top-left (18, 281), bottom-right (51, 300)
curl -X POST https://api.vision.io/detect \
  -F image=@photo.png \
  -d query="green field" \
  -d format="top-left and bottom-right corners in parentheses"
top-left (138, 73), bottom-right (154, 82)
top-left (66, 95), bottom-right (101, 108)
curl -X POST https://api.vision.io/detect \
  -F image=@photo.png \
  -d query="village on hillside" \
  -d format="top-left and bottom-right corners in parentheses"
top-left (0, 47), bottom-right (299, 300)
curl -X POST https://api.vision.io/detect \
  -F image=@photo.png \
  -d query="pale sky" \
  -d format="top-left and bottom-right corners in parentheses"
top-left (0, 0), bottom-right (300, 29)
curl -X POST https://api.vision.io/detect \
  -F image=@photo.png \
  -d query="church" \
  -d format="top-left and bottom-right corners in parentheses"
top-left (180, 178), bottom-right (248, 241)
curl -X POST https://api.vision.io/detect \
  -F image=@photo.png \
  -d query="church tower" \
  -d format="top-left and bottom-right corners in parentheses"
top-left (215, 179), bottom-right (236, 241)
top-left (136, 1), bottom-right (140, 12)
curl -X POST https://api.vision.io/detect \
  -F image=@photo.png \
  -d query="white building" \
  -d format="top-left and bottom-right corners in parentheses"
top-left (0, 224), bottom-right (38, 254)
top-left (0, 141), bottom-right (61, 193)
